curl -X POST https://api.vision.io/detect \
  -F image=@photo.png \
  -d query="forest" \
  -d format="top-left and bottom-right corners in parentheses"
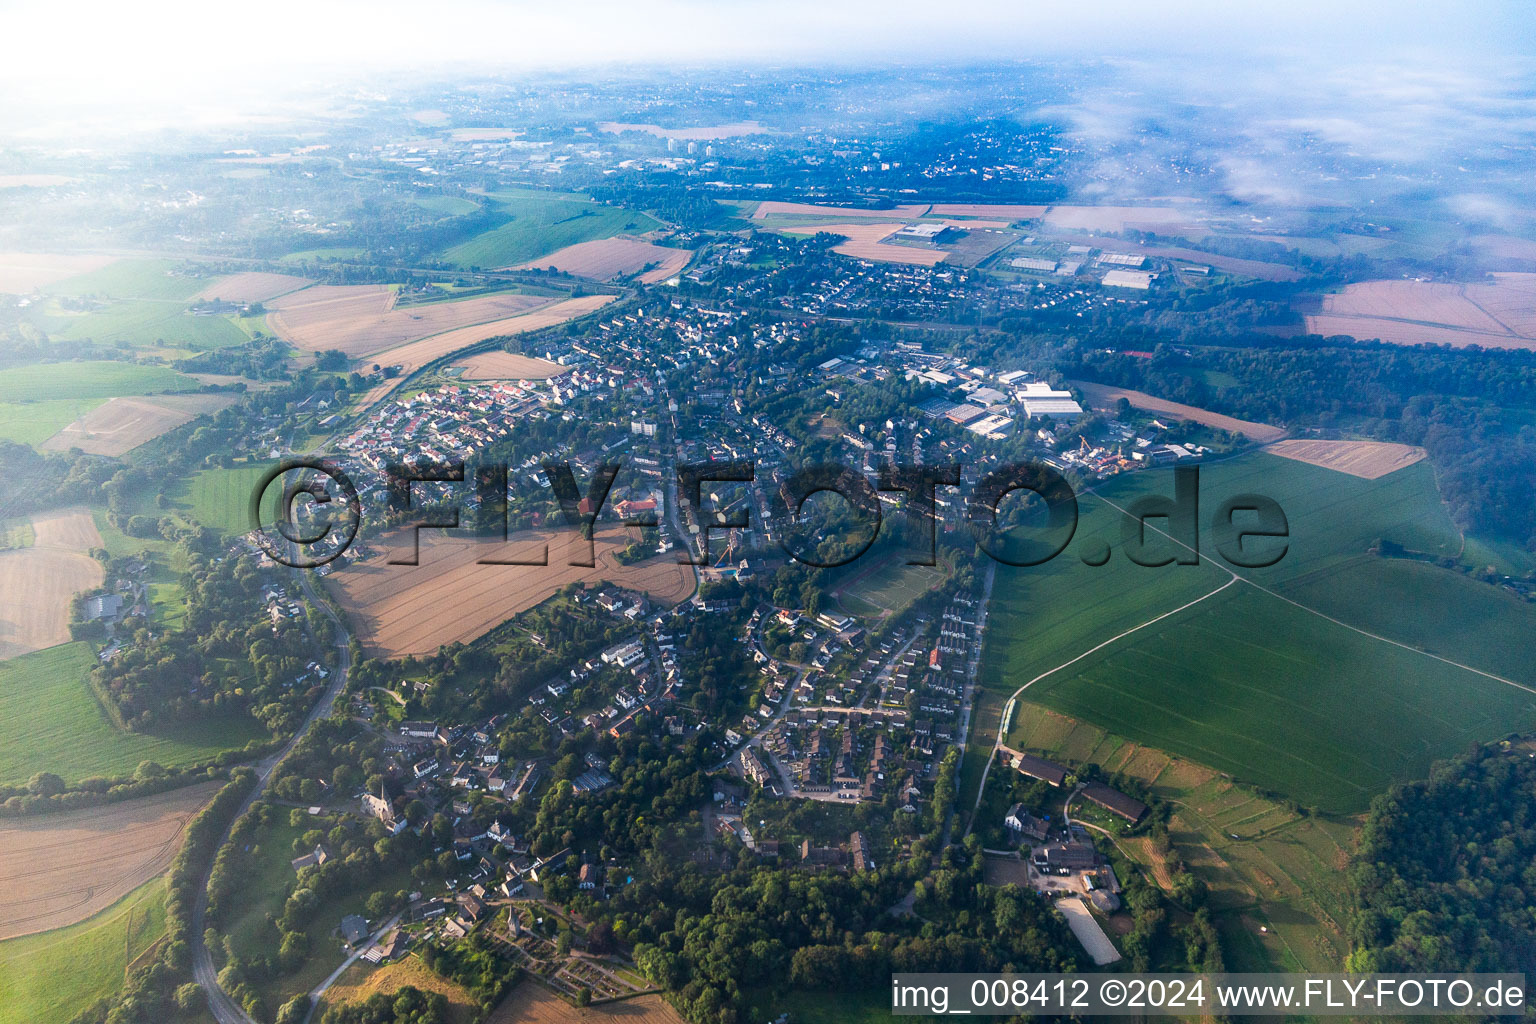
top-left (1347, 741), bottom-right (1536, 974)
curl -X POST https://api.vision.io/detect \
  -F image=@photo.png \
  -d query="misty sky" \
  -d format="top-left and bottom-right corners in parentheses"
top-left (5, 0), bottom-right (1534, 105)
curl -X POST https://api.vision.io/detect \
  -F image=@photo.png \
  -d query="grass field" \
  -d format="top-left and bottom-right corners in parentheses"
top-left (0, 399), bottom-right (106, 446)
top-left (180, 464), bottom-right (280, 535)
top-left (0, 361), bottom-right (200, 403)
top-left (44, 258), bottom-right (206, 301)
top-left (443, 192), bottom-right (661, 269)
top-left (0, 642), bottom-right (268, 786)
top-left (976, 452), bottom-right (1536, 814)
top-left (1004, 701), bottom-right (1353, 972)
top-left (0, 876), bottom-right (166, 1024)
top-left (46, 299), bottom-right (250, 350)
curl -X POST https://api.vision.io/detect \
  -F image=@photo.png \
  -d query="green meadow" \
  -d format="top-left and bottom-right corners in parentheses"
top-left (978, 453), bottom-right (1536, 814)
top-left (443, 191), bottom-right (661, 269)
top-left (43, 258), bottom-right (206, 301)
top-left (0, 361), bottom-right (200, 403)
top-left (47, 299), bottom-right (249, 350)
top-left (0, 642), bottom-right (267, 787)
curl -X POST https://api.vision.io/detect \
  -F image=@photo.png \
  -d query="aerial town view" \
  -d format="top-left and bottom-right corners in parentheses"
top-left (1, 2), bottom-right (1535, 1022)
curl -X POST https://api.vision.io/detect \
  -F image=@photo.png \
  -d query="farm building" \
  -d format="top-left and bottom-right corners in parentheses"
top-left (1010, 751), bottom-right (1069, 787)
top-left (1079, 782), bottom-right (1148, 824)
top-left (1005, 804), bottom-right (1049, 841)
top-left (1102, 269), bottom-right (1153, 290)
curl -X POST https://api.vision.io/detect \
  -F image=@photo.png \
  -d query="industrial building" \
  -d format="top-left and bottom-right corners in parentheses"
top-left (1101, 269), bottom-right (1153, 290)
top-left (1018, 381), bottom-right (1084, 422)
top-left (1010, 256), bottom-right (1058, 272)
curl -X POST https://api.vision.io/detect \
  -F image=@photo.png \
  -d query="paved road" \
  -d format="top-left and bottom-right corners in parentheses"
top-left (191, 561), bottom-right (355, 1024)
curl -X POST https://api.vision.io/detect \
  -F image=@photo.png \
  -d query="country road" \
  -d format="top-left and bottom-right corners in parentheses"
top-left (190, 557), bottom-right (354, 1024)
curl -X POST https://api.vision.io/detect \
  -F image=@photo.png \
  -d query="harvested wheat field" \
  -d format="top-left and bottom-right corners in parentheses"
top-left (0, 253), bottom-right (116, 294)
top-left (517, 238), bottom-right (691, 283)
top-left (0, 780), bottom-right (218, 939)
top-left (487, 984), bottom-right (684, 1024)
top-left (269, 286), bottom-right (556, 357)
top-left (1266, 440), bottom-right (1427, 479)
top-left (358, 295), bottom-right (616, 406)
top-left (321, 954), bottom-right (478, 1023)
top-left (926, 203), bottom-right (1047, 220)
top-left (456, 351), bottom-right (570, 380)
top-left (331, 525), bottom-right (694, 658)
top-left (0, 508), bottom-right (103, 661)
top-left (751, 201), bottom-right (931, 221)
top-left (1068, 380), bottom-right (1287, 443)
top-left (597, 121), bottom-right (766, 140)
top-left (1303, 274), bottom-right (1536, 349)
top-left (41, 393), bottom-right (237, 456)
top-left (192, 271), bottom-right (310, 304)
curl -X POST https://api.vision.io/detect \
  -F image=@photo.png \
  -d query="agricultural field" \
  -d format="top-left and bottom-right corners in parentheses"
top-left (268, 285), bottom-right (557, 357)
top-left (0, 642), bottom-right (268, 786)
top-left (517, 237), bottom-right (692, 283)
top-left (0, 781), bottom-right (218, 939)
top-left (1302, 273), bottom-right (1536, 349)
top-left (0, 508), bottom-right (103, 660)
top-left (926, 203), bottom-right (1048, 220)
top-left (329, 525), bottom-right (695, 657)
top-left (0, 398), bottom-right (106, 447)
top-left (1003, 701), bottom-right (1353, 972)
top-left (486, 983), bottom-right (685, 1024)
top-left (191, 271), bottom-right (310, 303)
top-left (0, 876), bottom-right (167, 1024)
top-left (320, 954), bottom-right (479, 1024)
top-left (1265, 439), bottom-right (1426, 479)
top-left (357, 295), bottom-right (615, 406)
top-left (978, 452), bottom-right (1536, 814)
top-left (0, 253), bottom-right (116, 295)
top-left (39, 297), bottom-right (251, 350)
top-left (40, 393), bottom-right (238, 456)
top-left (1069, 380), bottom-right (1287, 442)
top-left (0, 361), bottom-right (200, 403)
top-left (456, 350), bottom-right (570, 380)
top-left (443, 192), bottom-right (662, 270)
top-left (43, 258), bottom-right (208, 302)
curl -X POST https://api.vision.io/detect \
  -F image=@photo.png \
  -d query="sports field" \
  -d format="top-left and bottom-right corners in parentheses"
top-left (443, 192), bottom-right (662, 270)
top-left (0, 876), bottom-right (166, 1024)
top-left (831, 550), bottom-right (951, 619)
top-left (0, 642), bottom-right (268, 786)
top-left (977, 452), bottom-right (1536, 813)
